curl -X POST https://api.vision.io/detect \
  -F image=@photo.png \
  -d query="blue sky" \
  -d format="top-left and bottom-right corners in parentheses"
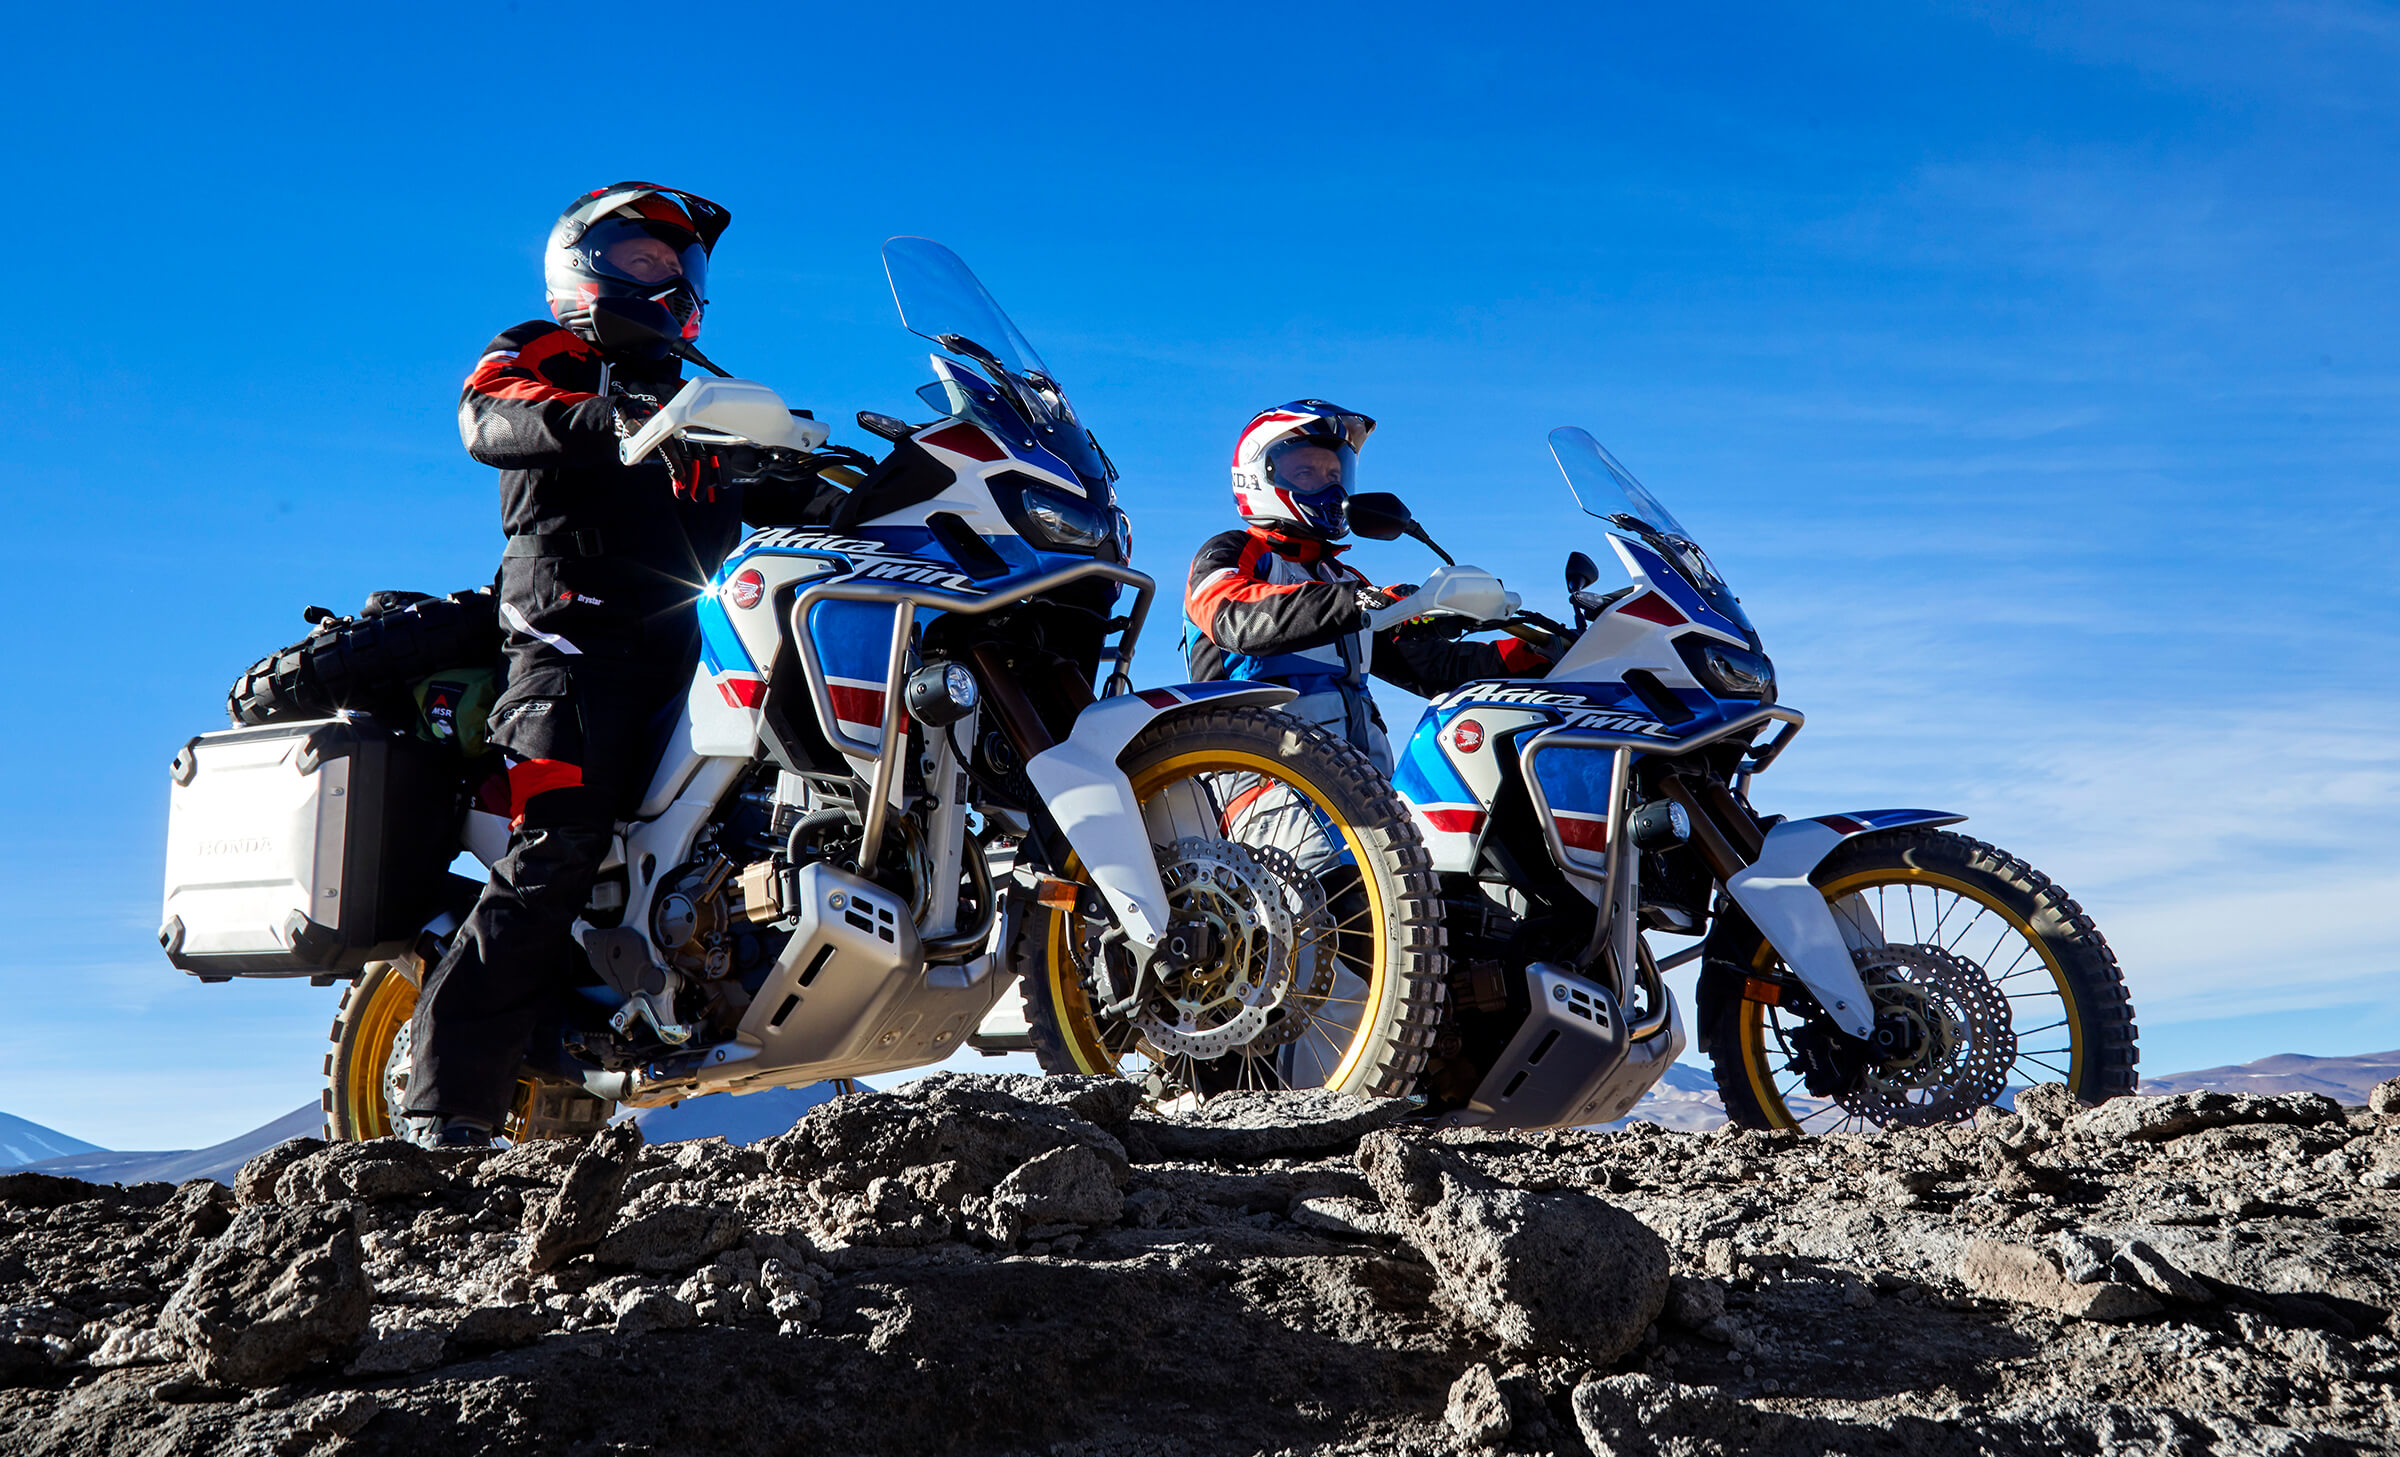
top-left (2, 3), bottom-right (2392, 1148)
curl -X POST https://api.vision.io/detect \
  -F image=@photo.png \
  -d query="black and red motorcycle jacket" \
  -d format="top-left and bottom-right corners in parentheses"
top-left (460, 320), bottom-right (835, 661)
top-left (1182, 525), bottom-right (1550, 768)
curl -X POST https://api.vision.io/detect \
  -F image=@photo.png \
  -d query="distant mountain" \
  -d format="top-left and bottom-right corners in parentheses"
top-left (2139, 1049), bottom-right (2400, 1103)
top-left (2, 1079), bottom-right (857, 1189)
top-left (0, 1112), bottom-right (103, 1172)
top-left (15, 1104), bottom-right (323, 1187)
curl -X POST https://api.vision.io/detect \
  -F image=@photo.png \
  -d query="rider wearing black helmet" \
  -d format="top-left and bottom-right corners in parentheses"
top-left (404, 184), bottom-right (835, 1148)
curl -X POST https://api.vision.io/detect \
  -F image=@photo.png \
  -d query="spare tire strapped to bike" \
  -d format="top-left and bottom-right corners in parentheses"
top-left (227, 587), bottom-right (502, 740)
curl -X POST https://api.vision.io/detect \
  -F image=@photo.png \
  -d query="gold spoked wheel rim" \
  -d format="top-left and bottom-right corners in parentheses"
top-left (1041, 747), bottom-right (1394, 1098)
top-left (1737, 866), bottom-right (2087, 1134)
top-left (335, 967), bottom-right (420, 1140)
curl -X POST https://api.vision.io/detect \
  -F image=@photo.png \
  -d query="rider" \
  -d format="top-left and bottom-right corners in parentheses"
top-left (1183, 400), bottom-right (1555, 771)
top-left (403, 183), bottom-right (836, 1148)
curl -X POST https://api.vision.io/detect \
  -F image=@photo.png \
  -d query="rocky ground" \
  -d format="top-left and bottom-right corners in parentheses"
top-left (2, 1075), bottom-right (2395, 1457)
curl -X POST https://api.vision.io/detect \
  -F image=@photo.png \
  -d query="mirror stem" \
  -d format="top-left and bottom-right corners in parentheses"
top-left (674, 341), bottom-right (733, 379)
top-left (1406, 523), bottom-right (1456, 566)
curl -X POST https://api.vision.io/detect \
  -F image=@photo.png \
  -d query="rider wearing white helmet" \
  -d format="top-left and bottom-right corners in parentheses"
top-left (1184, 400), bottom-right (1553, 771)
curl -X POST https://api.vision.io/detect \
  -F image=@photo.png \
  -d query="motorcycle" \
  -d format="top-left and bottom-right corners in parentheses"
top-left (159, 239), bottom-right (1445, 1139)
top-left (1325, 428), bottom-right (2140, 1133)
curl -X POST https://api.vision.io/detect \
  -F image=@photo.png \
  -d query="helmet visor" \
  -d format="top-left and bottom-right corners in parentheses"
top-left (577, 218), bottom-right (709, 299)
top-left (1265, 435), bottom-right (1357, 534)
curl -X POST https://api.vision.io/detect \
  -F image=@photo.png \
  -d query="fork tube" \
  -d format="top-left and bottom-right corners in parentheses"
top-left (856, 601), bottom-right (917, 875)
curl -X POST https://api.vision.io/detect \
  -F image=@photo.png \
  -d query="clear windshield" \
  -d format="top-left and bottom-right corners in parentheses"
top-left (1547, 426), bottom-right (1756, 640)
top-left (882, 237), bottom-right (1113, 490)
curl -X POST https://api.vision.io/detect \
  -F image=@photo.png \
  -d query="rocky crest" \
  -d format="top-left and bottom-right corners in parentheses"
top-left (1, 1073), bottom-right (2395, 1455)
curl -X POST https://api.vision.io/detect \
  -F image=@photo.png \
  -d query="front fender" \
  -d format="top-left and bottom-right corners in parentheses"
top-left (1022, 683), bottom-right (1297, 947)
top-left (1720, 810), bottom-right (1966, 1041)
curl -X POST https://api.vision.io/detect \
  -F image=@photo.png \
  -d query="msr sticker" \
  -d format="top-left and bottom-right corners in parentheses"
top-left (729, 568), bottom-right (766, 610)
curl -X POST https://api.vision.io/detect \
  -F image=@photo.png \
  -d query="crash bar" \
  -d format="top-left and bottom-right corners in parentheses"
top-left (789, 557), bottom-right (1157, 870)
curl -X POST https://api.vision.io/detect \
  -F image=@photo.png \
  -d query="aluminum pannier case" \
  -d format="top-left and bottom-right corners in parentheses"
top-left (160, 714), bottom-right (461, 978)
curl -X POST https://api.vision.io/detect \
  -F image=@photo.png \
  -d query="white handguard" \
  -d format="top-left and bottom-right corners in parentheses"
top-left (620, 377), bottom-right (832, 465)
top-left (1366, 564), bottom-right (1513, 631)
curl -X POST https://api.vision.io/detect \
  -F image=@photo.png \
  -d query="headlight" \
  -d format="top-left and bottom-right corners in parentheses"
top-left (1674, 636), bottom-right (1776, 702)
top-left (989, 469), bottom-right (1111, 553)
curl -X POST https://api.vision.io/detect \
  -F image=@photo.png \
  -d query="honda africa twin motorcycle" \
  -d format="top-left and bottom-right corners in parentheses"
top-left (160, 239), bottom-right (1443, 1140)
top-left (1340, 429), bottom-right (2138, 1134)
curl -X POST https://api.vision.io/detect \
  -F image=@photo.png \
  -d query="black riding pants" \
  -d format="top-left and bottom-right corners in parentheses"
top-left (404, 600), bottom-right (692, 1126)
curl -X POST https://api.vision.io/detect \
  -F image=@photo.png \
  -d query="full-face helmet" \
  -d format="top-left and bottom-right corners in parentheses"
top-left (1230, 399), bottom-right (1377, 539)
top-left (544, 183), bottom-right (731, 351)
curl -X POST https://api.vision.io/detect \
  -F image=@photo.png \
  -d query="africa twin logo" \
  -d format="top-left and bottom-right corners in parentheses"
top-left (741, 529), bottom-right (980, 592)
top-left (1428, 684), bottom-right (1679, 739)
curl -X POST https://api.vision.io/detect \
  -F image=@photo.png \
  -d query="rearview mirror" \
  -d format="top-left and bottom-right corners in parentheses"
top-left (1343, 492), bottom-right (1414, 541)
top-left (1565, 550), bottom-right (1600, 594)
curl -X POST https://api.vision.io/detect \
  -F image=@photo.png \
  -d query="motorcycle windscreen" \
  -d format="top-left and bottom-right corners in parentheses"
top-left (1549, 426), bottom-right (1756, 641)
top-left (883, 235), bottom-right (1113, 492)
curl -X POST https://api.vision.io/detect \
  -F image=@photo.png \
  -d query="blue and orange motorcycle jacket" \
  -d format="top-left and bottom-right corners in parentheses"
top-left (1183, 526), bottom-right (1550, 771)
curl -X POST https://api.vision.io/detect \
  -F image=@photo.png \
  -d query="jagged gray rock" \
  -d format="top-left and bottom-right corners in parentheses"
top-left (520, 1120), bottom-right (643, 1273)
top-left (1357, 1129), bottom-right (1668, 1358)
top-left (277, 1140), bottom-right (445, 1204)
top-left (1, 1076), bottom-right (2394, 1455)
top-left (233, 1136), bottom-right (324, 1206)
top-left (1957, 1239), bottom-right (2161, 1321)
top-left (1445, 1361), bottom-right (1512, 1446)
top-left (2064, 1088), bottom-right (2343, 1143)
top-left (592, 1201), bottom-right (745, 1272)
top-left (155, 1203), bottom-right (372, 1386)
top-left (1130, 1088), bottom-right (1419, 1163)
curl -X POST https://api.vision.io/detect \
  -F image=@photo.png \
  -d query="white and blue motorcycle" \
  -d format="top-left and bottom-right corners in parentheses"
top-left (162, 240), bottom-right (1445, 1138)
top-left (1335, 429), bottom-right (2138, 1133)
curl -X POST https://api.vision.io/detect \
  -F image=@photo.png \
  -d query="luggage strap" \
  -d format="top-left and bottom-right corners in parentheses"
top-left (503, 530), bottom-right (605, 558)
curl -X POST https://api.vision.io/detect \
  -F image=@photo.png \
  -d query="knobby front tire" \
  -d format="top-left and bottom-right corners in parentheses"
top-left (1019, 705), bottom-right (1446, 1103)
top-left (1707, 827), bottom-right (2138, 1134)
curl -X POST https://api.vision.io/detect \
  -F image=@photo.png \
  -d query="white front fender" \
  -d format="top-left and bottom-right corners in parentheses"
top-left (1022, 683), bottom-right (1297, 947)
top-left (1723, 810), bottom-right (1967, 1040)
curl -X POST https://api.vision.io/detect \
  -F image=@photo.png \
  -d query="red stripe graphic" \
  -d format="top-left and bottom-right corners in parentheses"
top-left (1616, 592), bottom-right (1686, 627)
top-left (1555, 814), bottom-right (1608, 851)
top-left (719, 677), bottom-right (766, 708)
top-left (829, 683), bottom-right (886, 726)
top-left (921, 422), bottom-right (1005, 462)
top-left (1421, 808), bottom-right (1487, 834)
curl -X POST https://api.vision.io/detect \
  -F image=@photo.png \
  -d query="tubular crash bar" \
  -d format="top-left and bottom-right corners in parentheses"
top-left (788, 557), bottom-right (1157, 870)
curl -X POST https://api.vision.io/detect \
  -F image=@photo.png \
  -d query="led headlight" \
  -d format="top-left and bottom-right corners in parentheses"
top-left (1018, 481), bottom-right (1110, 551)
top-left (1673, 636), bottom-right (1776, 702)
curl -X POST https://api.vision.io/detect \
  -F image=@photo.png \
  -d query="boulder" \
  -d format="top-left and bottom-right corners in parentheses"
top-left (522, 1121), bottom-right (645, 1272)
top-left (0, 1172), bottom-right (102, 1210)
top-left (1358, 1131), bottom-right (1667, 1359)
top-left (157, 1203), bottom-right (374, 1386)
top-left (1132, 1089), bottom-right (1419, 1164)
top-left (1446, 1362), bottom-right (1512, 1447)
top-left (593, 1202), bottom-right (745, 1273)
top-left (986, 1143), bottom-right (1125, 1242)
top-left (2369, 1076), bottom-right (2400, 1119)
top-left (2064, 1090), bottom-right (2343, 1144)
top-left (2011, 1082), bottom-right (2081, 1134)
top-left (1957, 1240), bottom-right (2159, 1322)
top-left (234, 1136), bottom-right (325, 1206)
top-left (277, 1140), bottom-right (445, 1204)
top-left (2112, 1240), bottom-right (2213, 1304)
